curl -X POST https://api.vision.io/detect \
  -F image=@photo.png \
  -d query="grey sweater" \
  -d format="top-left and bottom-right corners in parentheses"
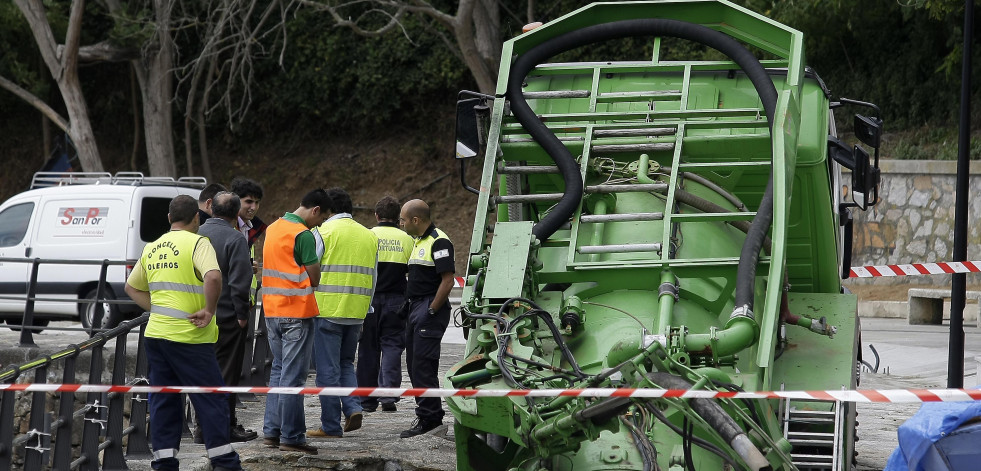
top-left (198, 217), bottom-right (252, 321)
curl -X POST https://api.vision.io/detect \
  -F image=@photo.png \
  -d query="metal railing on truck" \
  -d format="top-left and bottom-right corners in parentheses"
top-left (0, 314), bottom-right (151, 470)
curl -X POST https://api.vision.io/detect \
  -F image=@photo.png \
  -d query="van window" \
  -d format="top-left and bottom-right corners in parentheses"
top-left (140, 197), bottom-right (172, 242)
top-left (0, 203), bottom-right (34, 247)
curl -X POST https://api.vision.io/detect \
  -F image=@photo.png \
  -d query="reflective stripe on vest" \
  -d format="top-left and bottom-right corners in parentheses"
top-left (408, 228), bottom-right (450, 267)
top-left (150, 305), bottom-right (192, 319)
top-left (315, 218), bottom-right (377, 319)
top-left (264, 268), bottom-right (310, 283)
top-left (261, 217), bottom-right (319, 318)
top-left (148, 282), bottom-right (205, 294)
top-left (320, 264), bottom-right (375, 276)
top-left (262, 286), bottom-right (313, 296)
top-left (316, 284), bottom-right (373, 296)
top-left (140, 230), bottom-right (216, 344)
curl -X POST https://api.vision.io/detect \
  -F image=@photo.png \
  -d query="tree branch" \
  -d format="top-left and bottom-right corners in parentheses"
top-left (62, 0), bottom-right (87, 75)
top-left (0, 74), bottom-right (70, 133)
top-left (59, 41), bottom-right (141, 63)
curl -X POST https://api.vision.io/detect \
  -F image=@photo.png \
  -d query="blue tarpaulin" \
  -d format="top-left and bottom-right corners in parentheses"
top-left (884, 392), bottom-right (981, 471)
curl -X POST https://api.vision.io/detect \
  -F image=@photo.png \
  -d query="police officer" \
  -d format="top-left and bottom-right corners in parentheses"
top-left (398, 199), bottom-right (454, 438)
top-left (357, 196), bottom-right (414, 413)
top-left (124, 195), bottom-right (242, 471)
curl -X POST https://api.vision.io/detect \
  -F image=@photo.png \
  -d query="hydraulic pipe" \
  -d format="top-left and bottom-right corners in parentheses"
top-left (589, 199), bottom-right (609, 262)
top-left (637, 153), bottom-right (656, 185)
top-left (656, 270), bottom-right (678, 335)
top-left (683, 317), bottom-right (757, 358)
top-left (647, 372), bottom-right (771, 471)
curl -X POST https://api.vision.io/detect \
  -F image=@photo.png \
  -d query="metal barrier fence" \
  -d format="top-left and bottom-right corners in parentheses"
top-left (0, 257), bottom-right (132, 347)
top-left (0, 256), bottom-right (272, 469)
top-left (0, 314), bottom-right (151, 470)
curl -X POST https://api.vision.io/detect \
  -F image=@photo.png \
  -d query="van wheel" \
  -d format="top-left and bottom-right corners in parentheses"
top-left (80, 288), bottom-right (120, 331)
top-left (6, 317), bottom-right (49, 333)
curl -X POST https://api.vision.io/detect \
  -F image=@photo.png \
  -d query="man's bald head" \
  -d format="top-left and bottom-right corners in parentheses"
top-left (402, 199), bottom-right (430, 221)
top-left (399, 199), bottom-right (432, 237)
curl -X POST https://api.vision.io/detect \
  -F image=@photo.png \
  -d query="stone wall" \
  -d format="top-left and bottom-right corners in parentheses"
top-left (849, 160), bottom-right (981, 287)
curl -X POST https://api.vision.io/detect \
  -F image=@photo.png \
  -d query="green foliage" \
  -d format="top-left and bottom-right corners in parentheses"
top-left (0, 2), bottom-right (46, 98)
top-left (106, 6), bottom-right (156, 48)
top-left (889, 126), bottom-right (981, 160)
top-left (242, 9), bottom-right (469, 134)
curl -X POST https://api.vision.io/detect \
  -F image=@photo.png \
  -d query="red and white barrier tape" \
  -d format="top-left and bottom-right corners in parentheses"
top-left (849, 261), bottom-right (981, 278)
top-left (453, 276), bottom-right (465, 288)
top-left (2, 384), bottom-right (980, 403)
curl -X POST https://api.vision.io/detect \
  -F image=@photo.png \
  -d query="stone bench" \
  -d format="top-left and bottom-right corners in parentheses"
top-left (908, 289), bottom-right (981, 326)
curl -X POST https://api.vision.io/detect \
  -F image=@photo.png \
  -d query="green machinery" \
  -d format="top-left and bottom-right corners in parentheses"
top-left (448, 1), bottom-right (882, 470)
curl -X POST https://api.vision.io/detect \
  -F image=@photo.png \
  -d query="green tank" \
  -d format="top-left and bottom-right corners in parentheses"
top-left (448, 1), bottom-right (882, 470)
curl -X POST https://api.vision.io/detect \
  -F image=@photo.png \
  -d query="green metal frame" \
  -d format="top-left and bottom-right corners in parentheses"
top-left (451, 2), bottom-right (857, 470)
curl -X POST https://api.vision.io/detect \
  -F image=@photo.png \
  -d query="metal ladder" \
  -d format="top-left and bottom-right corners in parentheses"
top-left (782, 399), bottom-right (844, 470)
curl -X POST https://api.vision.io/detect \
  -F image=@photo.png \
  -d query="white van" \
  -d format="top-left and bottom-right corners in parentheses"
top-left (0, 172), bottom-right (204, 330)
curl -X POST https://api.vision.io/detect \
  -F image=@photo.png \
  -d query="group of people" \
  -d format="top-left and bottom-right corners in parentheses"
top-left (124, 180), bottom-right (456, 469)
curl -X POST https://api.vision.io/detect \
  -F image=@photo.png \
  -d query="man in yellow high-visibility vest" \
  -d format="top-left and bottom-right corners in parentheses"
top-left (308, 188), bottom-right (378, 438)
top-left (124, 195), bottom-right (242, 471)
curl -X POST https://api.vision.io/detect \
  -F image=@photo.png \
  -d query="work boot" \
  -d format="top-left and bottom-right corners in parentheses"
top-left (279, 443), bottom-right (318, 455)
top-left (381, 403), bottom-right (397, 412)
top-left (343, 412), bottom-right (363, 432)
top-left (399, 419), bottom-right (441, 438)
top-left (230, 424), bottom-right (257, 442)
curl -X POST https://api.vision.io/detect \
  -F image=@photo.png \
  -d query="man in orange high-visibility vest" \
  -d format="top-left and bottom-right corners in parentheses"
top-left (260, 189), bottom-right (331, 455)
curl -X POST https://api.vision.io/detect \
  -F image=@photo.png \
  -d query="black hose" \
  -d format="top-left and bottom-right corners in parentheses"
top-left (645, 403), bottom-right (743, 470)
top-left (648, 373), bottom-right (741, 444)
top-left (507, 19), bottom-right (777, 312)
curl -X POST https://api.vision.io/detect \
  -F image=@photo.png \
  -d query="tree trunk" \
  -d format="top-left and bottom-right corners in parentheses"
top-left (13, 0), bottom-right (104, 172)
top-left (141, 0), bottom-right (177, 177)
top-left (129, 64), bottom-right (142, 172)
top-left (60, 74), bottom-right (104, 172)
top-left (453, 2), bottom-right (498, 94)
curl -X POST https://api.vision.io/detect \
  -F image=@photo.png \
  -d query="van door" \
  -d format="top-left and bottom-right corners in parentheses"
top-left (0, 197), bottom-right (40, 312)
top-left (33, 195), bottom-right (130, 316)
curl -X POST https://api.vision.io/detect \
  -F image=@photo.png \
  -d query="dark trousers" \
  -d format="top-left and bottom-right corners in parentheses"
top-left (357, 292), bottom-right (407, 407)
top-left (405, 296), bottom-right (449, 422)
top-left (146, 338), bottom-right (240, 471)
top-left (214, 316), bottom-right (247, 425)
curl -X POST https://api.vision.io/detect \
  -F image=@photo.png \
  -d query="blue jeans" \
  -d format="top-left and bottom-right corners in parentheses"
top-left (263, 317), bottom-right (314, 445)
top-left (313, 318), bottom-right (362, 435)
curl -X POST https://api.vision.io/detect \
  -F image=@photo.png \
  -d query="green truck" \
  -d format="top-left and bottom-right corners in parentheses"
top-left (448, 1), bottom-right (882, 470)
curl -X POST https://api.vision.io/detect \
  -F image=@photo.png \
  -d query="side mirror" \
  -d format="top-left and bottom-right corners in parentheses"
top-left (854, 114), bottom-right (882, 149)
top-left (455, 90), bottom-right (494, 195)
top-left (850, 145), bottom-right (878, 210)
top-left (455, 92), bottom-right (492, 160)
top-left (455, 97), bottom-right (482, 159)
